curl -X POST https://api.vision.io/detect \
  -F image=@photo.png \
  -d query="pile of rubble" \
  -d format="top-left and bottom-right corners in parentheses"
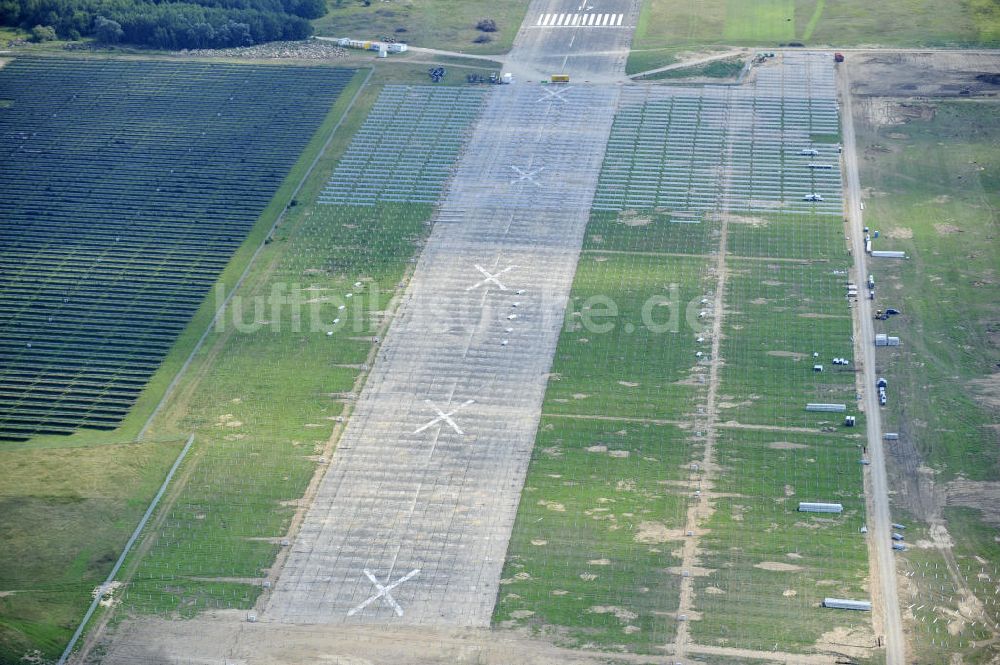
top-left (176, 39), bottom-right (349, 60)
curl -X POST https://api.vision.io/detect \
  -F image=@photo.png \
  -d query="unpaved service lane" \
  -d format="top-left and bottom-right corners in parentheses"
top-left (839, 61), bottom-right (906, 665)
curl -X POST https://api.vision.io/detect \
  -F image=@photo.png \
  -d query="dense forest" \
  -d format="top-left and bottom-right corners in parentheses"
top-left (0, 0), bottom-right (326, 48)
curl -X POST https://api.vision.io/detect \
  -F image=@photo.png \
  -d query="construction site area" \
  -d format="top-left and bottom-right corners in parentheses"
top-left (0, 1), bottom-right (998, 664)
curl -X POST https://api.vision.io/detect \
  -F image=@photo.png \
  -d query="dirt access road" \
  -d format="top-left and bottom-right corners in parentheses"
top-left (838, 61), bottom-right (906, 665)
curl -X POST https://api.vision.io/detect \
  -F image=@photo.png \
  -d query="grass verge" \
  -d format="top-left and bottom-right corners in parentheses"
top-left (312, 0), bottom-right (530, 55)
top-left (628, 0), bottom-right (1000, 70)
top-left (855, 98), bottom-right (1000, 662)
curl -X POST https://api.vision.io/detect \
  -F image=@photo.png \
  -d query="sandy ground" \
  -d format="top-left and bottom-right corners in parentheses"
top-left (847, 51), bottom-right (1000, 98)
top-left (94, 612), bottom-right (851, 665)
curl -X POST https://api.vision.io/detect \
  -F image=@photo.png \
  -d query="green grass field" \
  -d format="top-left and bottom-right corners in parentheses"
top-left (495, 418), bottom-right (696, 651)
top-left (858, 101), bottom-right (1000, 482)
top-left (855, 99), bottom-right (1000, 662)
top-left (634, 57), bottom-right (745, 81)
top-left (719, 258), bottom-right (858, 428)
top-left (692, 428), bottom-right (870, 652)
top-left (498, 189), bottom-right (873, 656)
top-left (628, 0), bottom-right (1000, 74)
top-left (313, 0), bottom-right (530, 55)
top-left (543, 251), bottom-right (711, 419)
top-left (0, 440), bottom-right (186, 663)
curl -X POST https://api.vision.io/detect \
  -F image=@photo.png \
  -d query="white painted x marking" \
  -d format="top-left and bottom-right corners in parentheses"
top-left (414, 399), bottom-right (475, 435)
top-left (466, 264), bottom-right (516, 291)
top-left (537, 86), bottom-right (572, 103)
top-left (510, 164), bottom-right (545, 186)
top-left (347, 568), bottom-right (420, 617)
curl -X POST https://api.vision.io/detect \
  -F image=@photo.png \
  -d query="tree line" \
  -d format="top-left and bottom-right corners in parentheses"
top-left (1, 0), bottom-right (327, 48)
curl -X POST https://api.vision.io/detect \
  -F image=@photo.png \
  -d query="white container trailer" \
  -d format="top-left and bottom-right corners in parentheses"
top-left (806, 403), bottom-right (847, 412)
top-left (884, 432), bottom-right (899, 440)
top-left (800, 502), bottom-right (844, 513)
top-left (822, 598), bottom-right (872, 611)
top-left (872, 250), bottom-right (906, 258)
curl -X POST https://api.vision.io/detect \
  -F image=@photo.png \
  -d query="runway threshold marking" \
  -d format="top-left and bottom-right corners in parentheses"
top-left (535, 12), bottom-right (624, 27)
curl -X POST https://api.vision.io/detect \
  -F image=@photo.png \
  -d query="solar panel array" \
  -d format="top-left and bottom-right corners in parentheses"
top-left (0, 57), bottom-right (354, 441)
top-left (318, 86), bottom-right (490, 206)
top-left (594, 52), bottom-right (843, 216)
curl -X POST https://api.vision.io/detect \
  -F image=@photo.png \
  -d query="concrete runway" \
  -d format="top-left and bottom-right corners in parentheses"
top-left (505, 0), bottom-right (641, 82)
top-left (267, 0), bottom-right (637, 625)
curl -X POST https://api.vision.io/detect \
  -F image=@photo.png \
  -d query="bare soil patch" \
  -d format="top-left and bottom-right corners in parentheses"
top-left (754, 561), bottom-right (802, 572)
top-left (587, 605), bottom-right (638, 622)
top-left (969, 372), bottom-right (1000, 410)
top-left (814, 625), bottom-right (873, 660)
top-left (944, 479), bottom-right (1000, 525)
top-left (767, 350), bottom-right (806, 360)
top-left (769, 441), bottom-right (809, 450)
top-left (851, 52), bottom-right (1000, 98)
top-left (634, 521), bottom-right (683, 544)
top-left (887, 226), bottom-right (913, 239)
top-left (707, 212), bottom-right (769, 227)
top-left (617, 210), bottom-right (653, 227)
top-left (934, 223), bottom-right (962, 235)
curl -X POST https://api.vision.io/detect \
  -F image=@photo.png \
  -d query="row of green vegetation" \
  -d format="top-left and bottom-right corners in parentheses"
top-left (635, 57), bottom-right (745, 81)
top-left (0, 0), bottom-right (322, 48)
top-left (856, 100), bottom-right (1000, 663)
